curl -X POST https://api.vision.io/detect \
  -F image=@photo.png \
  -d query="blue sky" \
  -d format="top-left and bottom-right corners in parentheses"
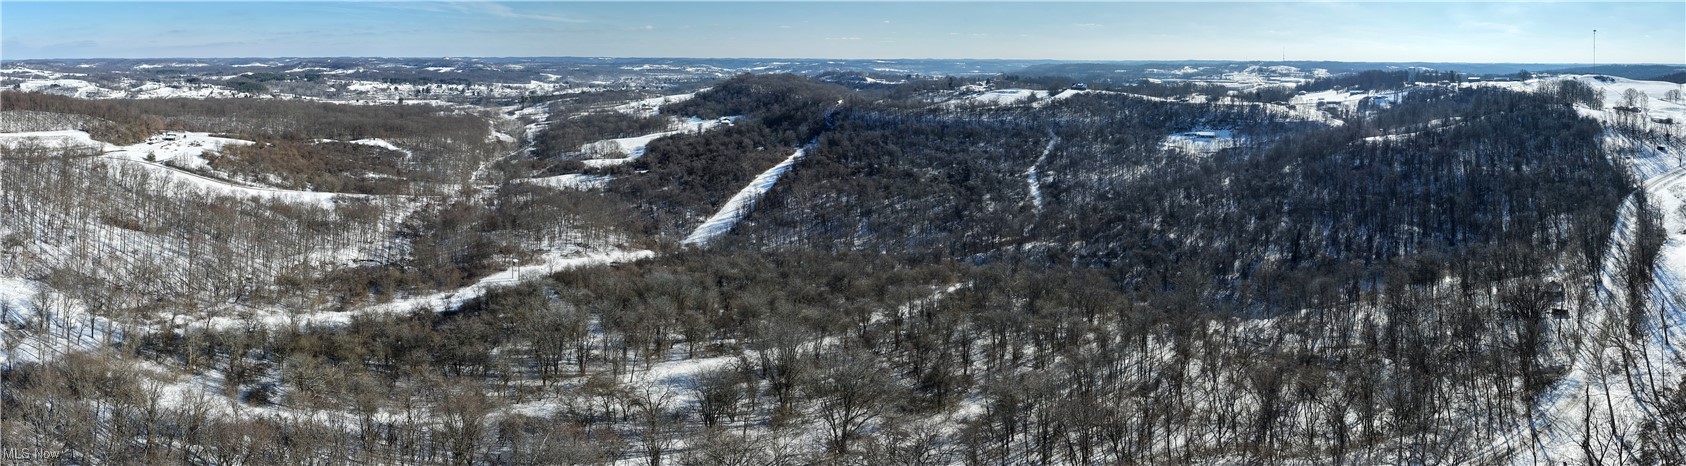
top-left (2, 1), bottom-right (1682, 63)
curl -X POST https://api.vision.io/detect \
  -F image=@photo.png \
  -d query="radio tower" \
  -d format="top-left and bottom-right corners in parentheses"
top-left (1593, 29), bottom-right (1597, 66)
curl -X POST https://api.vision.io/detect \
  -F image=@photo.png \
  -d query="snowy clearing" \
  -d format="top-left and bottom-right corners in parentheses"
top-left (200, 248), bottom-right (658, 330)
top-left (611, 92), bottom-right (699, 117)
top-left (1025, 129), bottom-right (1058, 214)
top-left (1, 129), bottom-right (362, 207)
top-left (0, 130), bottom-right (112, 151)
top-left (1161, 129), bottom-right (1242, 155)
top-left (947, 88), bottom-right (1050, 108)
top-left (682, 147), bottom-right (808, 246)
top-left (517, 173), bottom-right (613, 190)
top-left (1526, 75), bottom-right (1686, 130)
top-left (579, 116), bottom-right (738, 168)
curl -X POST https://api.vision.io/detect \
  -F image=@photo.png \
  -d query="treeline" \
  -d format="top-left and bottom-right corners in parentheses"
top-left (14, 244), bottom-right (1679, 464)
top-left (733, 84), bottom-right (1625, 318)
top-left (738, 93), bottom-right (1297, 258)
top-left (235, 72), bottom-right (326, 83)
top-left (1113, 79), bottom-right (1231, 99)
top-left (1, 91), bottom-right (508, 187)
top-left (0, 151), bottom-right (634, 322)
top-left (739, 110), bottom-right (1050, 256)
top-left (532, 112), bottom-right (671, 159)
top-left (536, 74), bottom-right (854, 239)
top-left (663, 73), bottom-right (847, 146)
top-left (1650, 71), bottom-right (1686, 84)
top-left (3, 251), bottom-right (962, 464)
top-left (2, 91), bottom-right (490, 141)
top-left (0, 155), bottom-right (394, 318)
top-left (1299, 69), bottom-right (1464, 92)
top-left (326, 178), bottom-right (641, 302)
top-left (605, 124), bottom-right (796, 237)
top-left (0, 91), bottom-right (164, 144)
top-left (212, 140), bottom-right (412, 195)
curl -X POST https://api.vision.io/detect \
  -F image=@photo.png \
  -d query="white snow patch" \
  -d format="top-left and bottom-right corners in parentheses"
top-left (207, 249), bottom-right (657, 330)
top-left (0, 130), bottom-right (112, 151)
top-left (518, 173), bottom-right (612, 190)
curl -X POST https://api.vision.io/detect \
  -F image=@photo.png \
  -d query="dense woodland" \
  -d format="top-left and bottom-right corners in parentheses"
top-left (5, 71), bottom-right (1686, 465)
top-left (532, 112), bottom-right (672, 161)
top-left (0, 91), bottom-right (508, 190)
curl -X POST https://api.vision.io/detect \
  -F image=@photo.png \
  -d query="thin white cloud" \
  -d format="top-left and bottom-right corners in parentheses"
top-left (447, 1), bottom-right (585, 24)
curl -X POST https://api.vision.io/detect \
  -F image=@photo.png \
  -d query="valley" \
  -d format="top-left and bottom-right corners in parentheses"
top-left (4, 57), bottom-right (1686, 465)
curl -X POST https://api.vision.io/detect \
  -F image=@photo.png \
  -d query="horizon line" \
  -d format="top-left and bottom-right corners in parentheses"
top-left (1, 56), bottom-right (1681, 67)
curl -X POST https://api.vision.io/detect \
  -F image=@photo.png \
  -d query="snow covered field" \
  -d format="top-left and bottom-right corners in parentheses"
top-left (579, 116), bottom-right (738, 168)
top-left (517, 173), bottom-right (613, 190)
top-left (945, 88), bottom-right (1050, 108)
top-left (1527, 75), bottom-right (1686, 132)
top-left (1290, 88), bottom-right (1407, 112)
top-left (0, 129), bottom-right (110, 151)
top-left (1160, 129), bottom-right (1242, 155)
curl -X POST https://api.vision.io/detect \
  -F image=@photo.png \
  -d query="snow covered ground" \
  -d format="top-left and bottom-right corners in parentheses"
top-left (1489, 120), bottom-right (1686, 464)
top-left (0, 277), bottom-right (118, 366)
top-left (128, 131), bottom-right (254, 169)
top-left (1523, 75), bottom-right (1686, 132)
top-left (346, 137), bottom-right (409, 154)
top-left (0, 129), bottom-right (110, 151)
top-left (1, 129), bottom-right (378, 207)
top-left (517, 173), bottom-right (613, 190)
top-left (193, 248), bottom-right (657, 330)
top-left (1505, 168), bottom-right (1684, 465)
top-left (612, 92), bottom-right (699, 117)
top-left (579, 116), bottom-right (738, 168)
top-left (682, 147), bottom-right (808, 246)
top-left (1197, 64), bottom-right (1327, 91)
top-left (9, 78), bottom-right (126, 99)
top-left (946, 88), bottom-right (1050, 108)
top-left (1290, 88), bottom-right (1407, 112)
top-left (1025, 130), bottom-right (1057, 213)
top-left (1160, 129), bottom-right (1242, 155)
top-left (0, 65), bottom-right (597, 103)
top-left (128, 81), bottom-right (246, 99)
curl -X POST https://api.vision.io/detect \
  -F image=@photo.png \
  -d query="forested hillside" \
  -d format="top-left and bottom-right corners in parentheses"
top-left (5, 69), bottom-right (1686, 465)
